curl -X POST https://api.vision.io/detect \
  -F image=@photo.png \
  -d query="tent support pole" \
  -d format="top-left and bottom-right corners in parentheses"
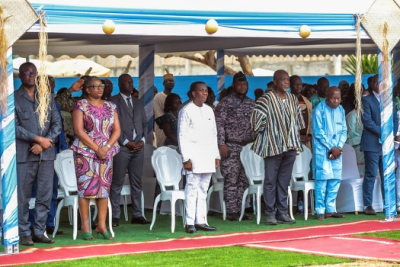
top-left (138, 45), bottom-right (155, 143)
top-left (393, 46), bottom-right (400, 85)
top-left (217, 50), bottom-right (225, 97)
top-left (1, 47), bottom-right (19, 254)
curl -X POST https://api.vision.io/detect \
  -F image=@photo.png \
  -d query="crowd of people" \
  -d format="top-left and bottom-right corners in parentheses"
top-left (14, 61), bottom-right (397, 245)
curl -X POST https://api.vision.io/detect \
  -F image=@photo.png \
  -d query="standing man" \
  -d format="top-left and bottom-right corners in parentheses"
top-left (361, 74), bottom-right (398, 215)
top-left (251, 70), bottom-right (305, 225)
top-left (290, 75), bottom-right (312, 149)
top-left (310, 77), bottom-right (329, 109)
top-left (178, 81), bottom-right (220, 233)
top-left (109, 74), bottom-right (150, 226)
top-left (215, 71), bottom-right (256, 221)
top-left (15, 62), bottom-right (62, 245)
top-left (29, 76), bottom-right (69, 236)
top-left (154, 73), bottom-right (175, 147)
top-left (312, 87), bottom-right (347, 220)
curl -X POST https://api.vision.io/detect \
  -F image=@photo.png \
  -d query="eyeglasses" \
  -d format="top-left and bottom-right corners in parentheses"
top-left (23, 71), bottom-right (38, 76)
top-left (87, 84), bottom-right (105, 89)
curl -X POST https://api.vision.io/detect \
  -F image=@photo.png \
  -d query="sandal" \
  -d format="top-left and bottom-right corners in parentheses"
top-left (82, 232), bottom-right (95, 240)
top-left (316, 214), bottom-right (325, 220)
top-left (95, 227), bottom-right (114, 240)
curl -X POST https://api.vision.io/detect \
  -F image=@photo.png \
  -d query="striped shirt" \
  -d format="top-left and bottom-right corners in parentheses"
top-left (251, 91), bottom-right (305, 158)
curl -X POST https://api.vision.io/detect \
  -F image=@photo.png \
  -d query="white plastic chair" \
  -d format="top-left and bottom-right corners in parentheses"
top-left (336, 144), bottom-right (383, 213)
top-left (239, 143), bottom-right (264, 224)
top-left (150, 147), bottom-right (185, 233)
top-left (53, 149), bottom-right (114, 239)
top-left (206, 167), bottom-right (226, 220)
top-left (290, 144), bottom-right (314, 220)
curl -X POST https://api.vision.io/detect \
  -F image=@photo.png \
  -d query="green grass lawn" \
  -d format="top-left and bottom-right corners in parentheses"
top-left (358, 230), bottom-right (400, 240)
top-left (26, 246), bottom-right (354, 267)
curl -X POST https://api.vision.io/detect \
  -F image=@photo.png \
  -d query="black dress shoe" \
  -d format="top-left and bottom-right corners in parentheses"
top-left (364, 206), bottom-right (377, 215)
top-left (131, 216), bottom-right (151, 225)
top-left (112, 218), bottom-right (120, 227)
top-left (32, 234), bottom-right (55, 244)
top-left (227, 213), bottom-right (239, 221)
top-left (46, 226), bottom-right (64, 235)
top-left (242, 214), bottom-right (253, 220)
top-left (185, 225), bottom-right (197, 233)
top-left (20, 236), bottom-right (34, 246)
top-left (195, 224), bottom-right (217, 231)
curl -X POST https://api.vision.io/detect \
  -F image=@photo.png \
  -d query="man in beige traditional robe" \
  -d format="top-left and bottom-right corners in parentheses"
top-left (154, 73), bottom-right (175, 147)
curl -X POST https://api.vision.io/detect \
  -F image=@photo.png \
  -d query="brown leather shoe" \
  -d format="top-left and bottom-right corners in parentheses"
top-left (364, 206), bottom-right (377, 215)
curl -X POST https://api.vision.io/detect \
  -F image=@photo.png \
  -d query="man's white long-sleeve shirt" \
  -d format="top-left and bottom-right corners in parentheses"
top-left (178, 101), bottom-right (220, 174)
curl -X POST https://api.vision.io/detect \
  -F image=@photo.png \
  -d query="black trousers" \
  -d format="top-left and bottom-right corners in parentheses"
top-left (263, 150), bottom-right (296, 217)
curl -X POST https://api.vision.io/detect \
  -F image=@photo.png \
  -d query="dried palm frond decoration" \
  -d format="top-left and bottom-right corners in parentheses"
top-left (354, 14), bottom-right (363, 126)
top-left (35, 11), bottom-right (50, 130)
top-left (0, 5), bottom-right (11, 113)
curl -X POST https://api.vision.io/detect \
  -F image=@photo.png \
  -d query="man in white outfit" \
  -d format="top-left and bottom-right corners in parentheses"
top-left (178, 81), bottom-right (220, 234)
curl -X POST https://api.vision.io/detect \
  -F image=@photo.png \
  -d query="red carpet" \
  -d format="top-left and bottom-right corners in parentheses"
top-left (1, 220), bottom-right (400, 266)
top-left (245, 235), bottom-right (400, 262)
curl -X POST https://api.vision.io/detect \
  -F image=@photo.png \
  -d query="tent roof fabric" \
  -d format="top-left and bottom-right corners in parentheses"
top-left (14, 0), bottom-right (381, 57)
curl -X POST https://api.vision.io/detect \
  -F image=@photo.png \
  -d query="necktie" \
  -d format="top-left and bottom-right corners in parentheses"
top-left (126, 97), bottom-right (133, 117)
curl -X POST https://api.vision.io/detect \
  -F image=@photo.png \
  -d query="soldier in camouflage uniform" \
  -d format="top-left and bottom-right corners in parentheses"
top-left (54, 78), bottom-right (85, 145)
top-left (215, 72), bottom-right (256, 221)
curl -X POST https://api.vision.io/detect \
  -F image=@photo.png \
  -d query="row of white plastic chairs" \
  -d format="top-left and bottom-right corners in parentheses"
top-left (150, 143), bottom-right (315, 233)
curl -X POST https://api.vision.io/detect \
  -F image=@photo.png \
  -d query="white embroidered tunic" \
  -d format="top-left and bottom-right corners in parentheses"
top-left (178, 101), bottom-right (220, 174)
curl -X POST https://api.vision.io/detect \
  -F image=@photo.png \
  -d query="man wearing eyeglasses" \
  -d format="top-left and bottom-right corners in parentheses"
top-left (15, 62), bottom-right (62, 246)
top-left (109, 74), bottom-right (150, 227)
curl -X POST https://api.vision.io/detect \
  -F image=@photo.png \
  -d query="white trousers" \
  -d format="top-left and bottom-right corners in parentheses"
top-left (185, 173), bottom-right (211, 225)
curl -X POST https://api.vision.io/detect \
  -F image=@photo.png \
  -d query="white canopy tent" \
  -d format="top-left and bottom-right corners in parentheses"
top-left (13, 0), bottom-right (381, 58)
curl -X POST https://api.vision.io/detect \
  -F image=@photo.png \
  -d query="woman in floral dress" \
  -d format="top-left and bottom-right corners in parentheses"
top-left (72, 76), bottom-right (121, 240)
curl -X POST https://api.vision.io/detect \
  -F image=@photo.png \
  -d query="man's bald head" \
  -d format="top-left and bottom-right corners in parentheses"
top-left (326, 86), bottom-right (341, 109)
top-left (326, 86), bottom-right (340, 97)
top-left (273, 70), bottom-right (290, 92)
top-left (273, 70), bottom-right (289, 81)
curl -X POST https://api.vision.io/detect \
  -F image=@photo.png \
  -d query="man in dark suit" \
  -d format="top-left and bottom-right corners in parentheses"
top-left (15, 63), bottom-right (62, 246)
top-left (109, 74), bottom-right (150, 226)
top-left (361, 74), bottom-right (398, 215)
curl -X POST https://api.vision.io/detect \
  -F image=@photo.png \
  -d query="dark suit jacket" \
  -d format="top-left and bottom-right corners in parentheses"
top-left (360, 93), bottom-right (398, 153)
top-left (15, 86), bottom-right (62, 162)
top-left (55, 102), bottom-right (68, 153)
top-left (110, 93), bottom-right (147, 147)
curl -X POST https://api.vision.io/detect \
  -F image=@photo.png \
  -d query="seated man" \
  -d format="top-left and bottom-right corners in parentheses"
top-left (312, 87), bottom-right (347, 220)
